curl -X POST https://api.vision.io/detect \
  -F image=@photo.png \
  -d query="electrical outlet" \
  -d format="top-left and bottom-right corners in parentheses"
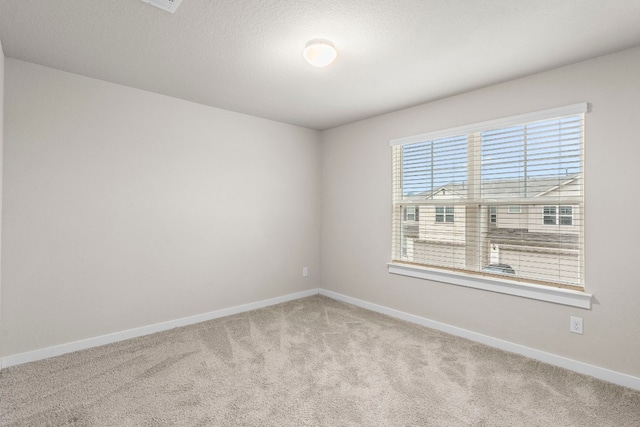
top-left (569, 316), bottom-right (583, 334)
top-left (302, 267), bottom-right (308, 277)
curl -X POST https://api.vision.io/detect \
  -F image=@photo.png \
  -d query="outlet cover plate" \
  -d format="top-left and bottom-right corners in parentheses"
top-left (570, 316), bottom-right (583, 334)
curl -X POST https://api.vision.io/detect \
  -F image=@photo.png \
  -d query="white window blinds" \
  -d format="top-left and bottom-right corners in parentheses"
top-left (391, 103), bottom-right (586, 290)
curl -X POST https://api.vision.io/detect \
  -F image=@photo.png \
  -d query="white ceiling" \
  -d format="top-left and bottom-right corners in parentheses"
top-left (1, 0), bottom-right (639, 130)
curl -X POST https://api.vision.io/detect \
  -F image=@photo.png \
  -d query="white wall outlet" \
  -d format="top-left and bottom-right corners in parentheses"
top-left (569, 316), bottom-right (583, 334)
top-left (302, 267), bottom-right (308, 277)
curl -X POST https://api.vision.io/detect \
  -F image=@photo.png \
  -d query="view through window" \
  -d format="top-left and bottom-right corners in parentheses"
top-left (391, 105), bottom-right (585, 289)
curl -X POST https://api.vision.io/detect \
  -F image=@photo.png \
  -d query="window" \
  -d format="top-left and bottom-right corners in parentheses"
top-left (435, 206), bottom-right (454, 222)
top-left (404, 206), bottom-right (418, 221)
top-left (543, 206), bottom-right (557, 224)
top-left (544, 205), bottom-right (573, 225)
top-left (560, 206), bottom-right (573, 225)
top-left (391, 103), bottom-right (586, 294)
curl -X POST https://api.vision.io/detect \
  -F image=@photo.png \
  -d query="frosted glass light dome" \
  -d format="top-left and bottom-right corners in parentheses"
top-left (303, 40), bottom-right (337, 67)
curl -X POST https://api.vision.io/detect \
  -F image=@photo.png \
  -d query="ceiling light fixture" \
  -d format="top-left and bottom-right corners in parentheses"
top-left (303, 39), bottom-right (337, 67)
top-left (140, 0), bottom-right (183, 13)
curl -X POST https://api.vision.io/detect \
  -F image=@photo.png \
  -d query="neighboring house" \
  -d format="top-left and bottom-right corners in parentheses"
top-left (400, 175), bottom-right (581, 284)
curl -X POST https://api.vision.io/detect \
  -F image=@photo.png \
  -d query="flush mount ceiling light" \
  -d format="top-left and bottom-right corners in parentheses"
top-left (303, 39), bottom-right (338, 67)
top-left (140, 0), bottom-right (183, 13)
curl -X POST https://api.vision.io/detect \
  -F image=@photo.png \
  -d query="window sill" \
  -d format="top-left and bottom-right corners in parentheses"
top-left (387, 262), bottom-right (592, 309)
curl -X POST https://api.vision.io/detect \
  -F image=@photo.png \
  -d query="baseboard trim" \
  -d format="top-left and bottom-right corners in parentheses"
top-left (4, 287), bottom-right (639, 392)
top-left (0, 288), bottom-right (319, 369)
top-left (319, 288), bottom-right (640, 391)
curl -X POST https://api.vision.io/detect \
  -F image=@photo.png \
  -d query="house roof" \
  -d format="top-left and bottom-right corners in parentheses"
top-left (410, 174), bottom-right (579, 200)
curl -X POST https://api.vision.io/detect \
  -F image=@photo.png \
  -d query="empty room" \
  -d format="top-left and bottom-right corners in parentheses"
top-left (1, 0), bottom-right (640, 425)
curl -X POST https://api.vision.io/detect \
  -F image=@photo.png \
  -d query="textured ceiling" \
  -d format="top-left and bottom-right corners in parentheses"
top-left (1, 0), bottom-right (640, 130)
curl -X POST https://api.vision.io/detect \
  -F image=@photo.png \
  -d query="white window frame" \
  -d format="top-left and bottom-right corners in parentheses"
top-left (489, 206), bottom-right (497, 223)
top-left (508, 205), bottom-right (521, 214)
top-left (560, 206), bottom-right (574, 225)
top-left (543, 205), bottom-right (558, 224)
top-left (389, 103), bottom-right (591, 309)
top-left (543, 205), bottom-right (574, 226)
top-left (435, 206), bottom-right (454, 223)
top-left (405, 206), bottom-right (417, 221)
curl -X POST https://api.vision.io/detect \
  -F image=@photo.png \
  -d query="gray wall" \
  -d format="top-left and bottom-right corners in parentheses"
top-left (0, 40), bottom-right (3, 316)
top-left (2, 45), bottom-right (639, 380)
top-left (0, 59), bottom-right (321, 357)
top-left (320, 47), bottom-right (640, 377)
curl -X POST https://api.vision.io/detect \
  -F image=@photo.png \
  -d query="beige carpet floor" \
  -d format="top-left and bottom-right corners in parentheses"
top-left (1, 295), bottom-right (639, 426)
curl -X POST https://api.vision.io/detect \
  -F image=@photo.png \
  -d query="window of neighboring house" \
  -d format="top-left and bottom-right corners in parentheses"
top-left (560, 206), bottom-right (573, 225)
top-left (390, 103), bottom-right (587, 300)
top-left (404, 206), bottom-right (418, 221)
top-left (544, 205), bottom-right (573, 225)
top-left (435, 206), bottom-right (454, 222)
top-left (543, 206), bottom-right (557, 224)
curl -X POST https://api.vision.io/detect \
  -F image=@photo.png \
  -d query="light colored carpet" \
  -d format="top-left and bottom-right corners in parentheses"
top-left (1, 295), bottom-right (639, 426)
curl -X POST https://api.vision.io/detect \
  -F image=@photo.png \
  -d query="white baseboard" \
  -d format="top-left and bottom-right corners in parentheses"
top-left (0, 288), bottom-right (319, 369)
top-left (4, 287), bottom-right (639, 392)
top-left (319, 288), bottom-right (640, 391)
